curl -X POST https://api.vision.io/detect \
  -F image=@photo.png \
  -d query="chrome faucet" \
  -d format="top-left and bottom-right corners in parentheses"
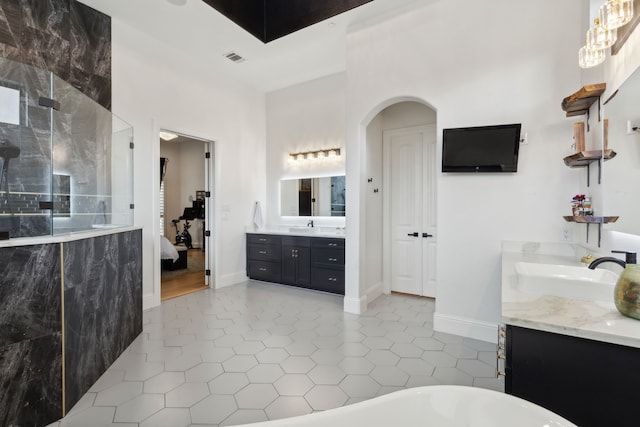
top-left (307, 220), bottom-right (314, 228)
top-left (588, 250), bottom-right (636, 269)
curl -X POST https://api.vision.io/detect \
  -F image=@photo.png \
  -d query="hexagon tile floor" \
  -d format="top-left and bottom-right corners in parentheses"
top-left (47, 281), bottom-right (503, 427)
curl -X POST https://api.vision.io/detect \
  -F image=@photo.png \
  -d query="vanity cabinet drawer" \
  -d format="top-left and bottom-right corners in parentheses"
top-left (311, 238), bottom-right (344, 249)
top-left (247, 244), bottom-right (281, 261)
top-left (311, 268), bottom-right (345, 295)
top-left (247, 234), bottom-right (281, 246)
top-left (311, 247), bottom-right (345, 269)
top-left (248, 260), bottom-right (281, 282)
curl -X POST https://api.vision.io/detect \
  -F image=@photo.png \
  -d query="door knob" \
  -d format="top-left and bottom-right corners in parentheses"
top-left (407, 232), bottom-right (419, 237)
top-left (422, 233), bottom-right (434, 238)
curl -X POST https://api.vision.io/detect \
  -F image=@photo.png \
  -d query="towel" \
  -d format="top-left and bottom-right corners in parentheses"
top-left (253, 201), bottom-right (264, 229)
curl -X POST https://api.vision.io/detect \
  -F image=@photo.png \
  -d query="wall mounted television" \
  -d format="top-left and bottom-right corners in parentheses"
top-left (442, 123), bottom-right (522, 173)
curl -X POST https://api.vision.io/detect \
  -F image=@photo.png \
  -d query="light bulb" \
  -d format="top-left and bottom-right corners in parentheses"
top-left (578, 45), bottom-right (605, 68)
top-left (587, 18), bottom-right (617, 49)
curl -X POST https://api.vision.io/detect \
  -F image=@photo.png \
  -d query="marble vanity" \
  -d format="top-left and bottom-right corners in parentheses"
top-left (246, 228), bottom-right (346, 295)
top-left (0, 227), bottom-right (142, 427)
top-left (501, 241), bottom-right (640, 427)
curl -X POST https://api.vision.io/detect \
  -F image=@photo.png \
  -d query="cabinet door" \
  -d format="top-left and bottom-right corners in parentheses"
top-left (296, 246), bottom-right (310, 286)
top-left (248, 260), bottom-right (281, 282)
top-left (248, 244), bottom-right (281, 261)
top-left (282, 246), bottom-right (310, 287)
top-left (310, 267), bottom-right (344, 294)
top-left (507, 325), bottom-right (640, 427)
top-left (282, 247), bottom-right (297, 285)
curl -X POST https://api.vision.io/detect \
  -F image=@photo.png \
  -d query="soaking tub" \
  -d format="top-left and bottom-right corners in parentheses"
top-left (242, 386), bottom-right (577, 427)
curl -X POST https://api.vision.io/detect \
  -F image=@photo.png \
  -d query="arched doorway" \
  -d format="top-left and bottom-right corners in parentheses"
top-left (363, 100), bottom-right (437, 298)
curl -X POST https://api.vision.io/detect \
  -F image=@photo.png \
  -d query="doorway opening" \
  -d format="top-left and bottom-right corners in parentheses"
top-left (159, 130), bottom-right (213, 300)
top-left (364, 100), bottom-right (437, 299)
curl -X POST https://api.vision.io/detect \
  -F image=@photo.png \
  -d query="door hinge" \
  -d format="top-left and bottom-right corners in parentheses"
top-left (205, 269), bottom-right (211, 276)
top-left (205, 191), bottom-right (211, 198)
top-left (38, 97), bottom-right (60, 111)
top-left (130, 204), bottom-right (135, 209)
top-left (130, 141), bottom-right (134, 149)
top-left (205, 230), bottom-right (211, 237)
top-left (205, 152), bottom-right (211, 159)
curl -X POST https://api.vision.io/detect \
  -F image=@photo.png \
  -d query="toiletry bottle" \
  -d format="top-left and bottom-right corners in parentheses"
top-left (612, 251), bottom-right (640, 320)
top-left (583, 196), bottom-right (593, 216)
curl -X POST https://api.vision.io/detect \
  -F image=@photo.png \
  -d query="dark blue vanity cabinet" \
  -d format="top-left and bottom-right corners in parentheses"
top-left (310, 238), bottom-right (345, 294)
top-left (247, 233), bottom-right (345, 295)
top-left (506, 324), bottom-right (640, 427)
top-left (246, 234), bottom-right (282, 283)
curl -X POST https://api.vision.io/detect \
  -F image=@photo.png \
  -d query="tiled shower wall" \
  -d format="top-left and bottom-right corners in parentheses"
top-left (0, 0), bottom-right (113, 238)
top-left (0, 0), bottom-right (112, 110)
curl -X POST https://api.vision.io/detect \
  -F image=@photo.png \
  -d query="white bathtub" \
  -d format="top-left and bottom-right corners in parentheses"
top-left (241, 386), bottom-right (577, 427)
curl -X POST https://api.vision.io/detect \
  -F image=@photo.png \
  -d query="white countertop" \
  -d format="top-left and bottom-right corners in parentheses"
top-left (246, 227), bottom-right (346, 239)
top-left (0, 226), bottom-right (142, 248)
top-left (502, 241), bottom-right (640, 349)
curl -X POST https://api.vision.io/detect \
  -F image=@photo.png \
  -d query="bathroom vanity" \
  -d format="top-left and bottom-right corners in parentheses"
top-left (247, 231), bottom-right (345, 295)
top-left (501, 242), bottom-right (640, 427)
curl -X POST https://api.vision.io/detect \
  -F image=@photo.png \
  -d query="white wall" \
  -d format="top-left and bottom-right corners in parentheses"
top-left (345, 0), bottom-right (584, 340)
top-left (110, 19), bottom-right (266, 308)
top-left (266, 73), bottom-right (346, 228)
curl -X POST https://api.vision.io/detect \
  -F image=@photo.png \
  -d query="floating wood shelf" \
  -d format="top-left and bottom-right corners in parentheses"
top-left (563, 215), bottom-right (619, 247)
top-left (563, 149), bottom-right (617, 187)
top-left (563, 149), bottom-right (617, 167)
top-left (563, 216), bottom-right (619, 224)
top-left (561, 83), bottom-right (606, 117)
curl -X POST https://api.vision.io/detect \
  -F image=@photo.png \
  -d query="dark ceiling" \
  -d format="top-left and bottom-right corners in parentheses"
top-left (202, 0), bottom-right (374, 43)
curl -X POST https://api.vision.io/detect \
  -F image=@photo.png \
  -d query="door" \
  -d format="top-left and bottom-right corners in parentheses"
top-left (383, 125), bottom-right (437, 297)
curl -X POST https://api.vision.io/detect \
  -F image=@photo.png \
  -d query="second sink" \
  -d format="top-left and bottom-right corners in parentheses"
top-left (514, 262), bottom-right (618, 302)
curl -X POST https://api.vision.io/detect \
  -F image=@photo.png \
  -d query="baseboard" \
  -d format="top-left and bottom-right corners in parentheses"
top-left (216, 271), bottom-right (248, 289)
top-left (366, 281), bottom-right (384, 304)
top-left (343, 294), bottom-right (368, 314)
top-left (433, 312), bottom-right (498, 343)
top-left (143, 292), bottom-right (158, 311)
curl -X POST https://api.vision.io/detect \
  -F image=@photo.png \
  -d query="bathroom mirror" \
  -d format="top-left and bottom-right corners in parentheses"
top-left (602, 65), bottom-right (640, 235)
top-left (280, 175), bottom-right (346, 217)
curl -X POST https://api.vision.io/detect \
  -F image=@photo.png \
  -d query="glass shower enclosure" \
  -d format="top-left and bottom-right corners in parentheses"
top-left (0, 57), bottom-right (133, 238)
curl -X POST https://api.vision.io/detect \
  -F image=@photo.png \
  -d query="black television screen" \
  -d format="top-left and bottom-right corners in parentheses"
top-left (442, 123), bottom-right (521, 173)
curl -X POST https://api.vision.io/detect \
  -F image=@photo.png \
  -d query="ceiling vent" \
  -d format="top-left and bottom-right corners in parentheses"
top-left (224, 51), bottom-right (246, 63)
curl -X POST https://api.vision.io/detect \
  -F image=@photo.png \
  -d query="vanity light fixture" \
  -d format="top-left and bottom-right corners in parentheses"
top-left (289, 148), bottom-right (341, 161)
top-left (600, 0), bottom-right (634, 30)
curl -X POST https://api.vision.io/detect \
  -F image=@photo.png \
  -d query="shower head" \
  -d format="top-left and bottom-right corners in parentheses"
top-left (0, 139), bottom-right (20, 159)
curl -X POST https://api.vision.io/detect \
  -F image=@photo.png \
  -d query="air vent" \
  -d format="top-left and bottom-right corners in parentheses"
top-left (224, 51), bottom-right (246, 63)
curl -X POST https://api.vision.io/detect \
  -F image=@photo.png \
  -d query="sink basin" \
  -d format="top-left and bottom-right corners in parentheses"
top-left (514, 262), bottom-right (618, 302)
top-left (288, 227), bottom-right (317, 234)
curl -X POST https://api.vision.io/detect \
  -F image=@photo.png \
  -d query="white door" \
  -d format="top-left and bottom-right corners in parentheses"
top-left (383, 125), bottom-right (437, 297)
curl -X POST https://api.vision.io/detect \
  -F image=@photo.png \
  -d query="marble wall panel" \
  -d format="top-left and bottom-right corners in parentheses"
top-left (0, 242), bottom-right (63, 427)
top-left (0, 244), bottom-right (62, 348)
top-left (0, 0), bottom-right (111, 110)
top-left (0, 334), bottom-right (63, 427)
top-left (63, 229), bottom-right (142, 411)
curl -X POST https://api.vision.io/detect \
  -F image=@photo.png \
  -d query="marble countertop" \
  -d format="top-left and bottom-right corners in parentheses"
top-left (0, 226), bottom-right (142, 248)
top-left (502, 241), bottom-right (640, 349)
top-left (246, 227), bottom-right (346, 239)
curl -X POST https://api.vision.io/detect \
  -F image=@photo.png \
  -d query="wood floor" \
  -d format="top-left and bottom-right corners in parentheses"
top-left (161, 250), bottom-right (208, 301)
